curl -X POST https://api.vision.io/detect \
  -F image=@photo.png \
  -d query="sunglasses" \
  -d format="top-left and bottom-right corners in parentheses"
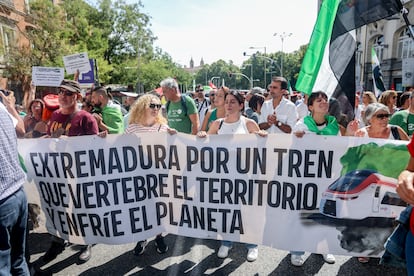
top-left (375, 113), bottom-right (391, 119)
top-left (58, 89), bottom-right (75, 97)
top-left (210, 93), bottom-right (215, 97)
top-left (149, 103), bottom-right (162, 109)
top-left (196, 89), bottom-right (204, 92)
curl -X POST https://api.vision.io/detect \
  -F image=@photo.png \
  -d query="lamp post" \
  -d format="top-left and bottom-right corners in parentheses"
top-left (242, 64), bottom-right (253, 89)
top-left (273, 32), bottom-right (292, 77)
top-left (229, 72), bottom-right (253, 90)
top-left (210, 76), bottom-right (220, 88)
top-left (249, 46), bottom-right (267, 86)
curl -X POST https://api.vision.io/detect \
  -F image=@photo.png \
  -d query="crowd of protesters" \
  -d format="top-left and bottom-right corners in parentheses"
top-left (1, 76), bottom-right (414, 275)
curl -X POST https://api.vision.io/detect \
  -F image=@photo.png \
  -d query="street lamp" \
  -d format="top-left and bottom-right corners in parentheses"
top-left (249, 46), bottom-right (267, 86)
top-left (229, 72), bottom-right (253, 89)
top-left (210, 76), bottom-right (220, 88)
top-left (273, 32), bottom-right (292, 77)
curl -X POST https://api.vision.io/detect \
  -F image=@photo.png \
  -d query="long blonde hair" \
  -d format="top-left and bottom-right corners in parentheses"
top-left (128, 94), bottom-right (167, 125)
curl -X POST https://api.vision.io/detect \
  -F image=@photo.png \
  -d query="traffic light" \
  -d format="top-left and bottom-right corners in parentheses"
top-left (228, 72), bottom-right (233, 78)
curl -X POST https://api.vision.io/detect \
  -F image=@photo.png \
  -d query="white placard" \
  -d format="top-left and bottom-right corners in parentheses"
top-left (31, 66), bottom-right (64, 87)
top-left (63, 52), bottom-right (91, 74)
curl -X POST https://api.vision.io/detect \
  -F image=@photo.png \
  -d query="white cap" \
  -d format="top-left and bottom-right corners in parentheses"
top-left (120, 92), bottom-right (139, 97)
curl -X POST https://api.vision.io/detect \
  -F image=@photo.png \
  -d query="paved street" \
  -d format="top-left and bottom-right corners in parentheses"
top-left (28, 233), bottom-right (407, 276)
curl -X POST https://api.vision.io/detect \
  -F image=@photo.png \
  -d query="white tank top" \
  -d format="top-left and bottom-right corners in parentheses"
top-left (218, 116), bottom-right (249, 134)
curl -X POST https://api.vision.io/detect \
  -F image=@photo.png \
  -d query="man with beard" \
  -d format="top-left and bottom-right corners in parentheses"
top-left (44, 79), bottom-right (99, 263)
top-left (91, 87), bottom-right (124, 134)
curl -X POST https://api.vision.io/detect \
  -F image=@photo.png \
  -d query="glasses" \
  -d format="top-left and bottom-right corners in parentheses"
top-left (196, 89), bottom-right (204, 92)
top-left (58, 89), bottom-right (75, 97)
top-left (375, 113), bottom-right (391, 119)
top-left (149, 103), bottom-right (162, 109)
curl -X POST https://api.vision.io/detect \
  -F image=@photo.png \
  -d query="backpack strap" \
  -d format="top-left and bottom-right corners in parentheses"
top-left (218, 118), bottom-right (224, 129)
top-left (166, 95), bottom-right (188, 116)
top-left (391, 125), bottom-right (401, 140)
top-left (181, 95), bottom-right (187, 116)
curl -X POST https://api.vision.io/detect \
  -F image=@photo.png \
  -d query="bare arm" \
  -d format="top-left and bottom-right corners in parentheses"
top-left (201, 110), bottom-right (212, 131)
top-left (189, 113), bottom-right (200, 135)
top-left (397, 157), bottom-right (414, 205)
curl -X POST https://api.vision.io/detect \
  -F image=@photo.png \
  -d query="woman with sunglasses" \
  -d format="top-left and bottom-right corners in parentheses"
top-left (125, 94), bottom-right (176, 255)
top-left (354, 103), bottom-right (409, 141)
top-left (379, 90), bottom-right (398, 115)
top-left (198, 90), bottom-right (267, 262)
top-left (352, 102), bottom-right (409, 264)
top-left (200, 86), bottom-right (229, 131)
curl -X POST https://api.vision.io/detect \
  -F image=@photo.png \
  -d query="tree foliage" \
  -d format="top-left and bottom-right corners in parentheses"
top-left (4, 0), bottom-right (308, 101)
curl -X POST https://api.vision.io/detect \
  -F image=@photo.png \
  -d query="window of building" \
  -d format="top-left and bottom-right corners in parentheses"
top-left (0, 24), bottom-right (15, 63)
top-left (373, 35), bottom-right (385, 62)
top-left (397, 27), bottom-right (414, 59)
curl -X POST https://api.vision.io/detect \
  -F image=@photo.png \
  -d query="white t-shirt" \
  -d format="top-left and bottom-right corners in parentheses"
top-left (259, 98), bottom-right (298, 133)
top-left (296, 102), bottom-right (309, 120)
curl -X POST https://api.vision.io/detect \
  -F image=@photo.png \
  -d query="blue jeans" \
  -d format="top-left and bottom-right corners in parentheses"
top-left (221, 240), bottom-right (257, 249)
top-left (406, 230), bottom-right (414, 276)
top-left (0, 188), bottom-right (29, 275)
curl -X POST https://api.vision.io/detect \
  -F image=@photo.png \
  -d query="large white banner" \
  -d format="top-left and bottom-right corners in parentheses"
top-left (18, 133), bottom-right (410, 257)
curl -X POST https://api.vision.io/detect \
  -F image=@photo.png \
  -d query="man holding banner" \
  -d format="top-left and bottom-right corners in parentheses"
top-left (258, 76), bottom-right (297, 134)
top-left (44, 79), bottom-right (99, 263)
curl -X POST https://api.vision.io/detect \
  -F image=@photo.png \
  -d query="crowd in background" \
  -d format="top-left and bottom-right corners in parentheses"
top-left (1, 76), bottom-right (414, 275)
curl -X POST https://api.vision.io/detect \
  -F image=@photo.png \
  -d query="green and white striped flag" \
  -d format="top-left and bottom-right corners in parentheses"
top-left (371, 47), bottom-right (386, 97)
top-left (296, 0), bottom-right (401, 121)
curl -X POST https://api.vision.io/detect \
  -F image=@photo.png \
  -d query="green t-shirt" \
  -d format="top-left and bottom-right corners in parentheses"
top-left (167, 96), bottom-right (197, 134)
top-left (101, 106), bottom-right (124, 134)
top-left (389, 110), bottom-right (414, 136)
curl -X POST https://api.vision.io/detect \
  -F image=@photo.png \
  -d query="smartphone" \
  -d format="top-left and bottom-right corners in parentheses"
top-left (0, 89), bottom-right (10, 103)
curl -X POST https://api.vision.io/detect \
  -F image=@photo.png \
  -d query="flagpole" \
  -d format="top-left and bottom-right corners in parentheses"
top-left (399, 3), bottom-right (414, 41)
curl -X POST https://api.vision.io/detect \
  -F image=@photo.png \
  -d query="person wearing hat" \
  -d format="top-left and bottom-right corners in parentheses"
top-left (120, 91), bottom-right (140, 130)
top-left (43, 79), bottom-right (99, 263)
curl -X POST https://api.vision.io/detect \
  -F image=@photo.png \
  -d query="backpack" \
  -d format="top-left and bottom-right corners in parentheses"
top-left (166, 95), bottom-right (188, 116)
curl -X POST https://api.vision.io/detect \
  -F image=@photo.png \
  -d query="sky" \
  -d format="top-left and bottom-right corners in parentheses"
top-left (139, 0), bottom-right (319, 67)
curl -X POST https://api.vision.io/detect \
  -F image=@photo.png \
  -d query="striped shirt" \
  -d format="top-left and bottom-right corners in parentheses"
top-left (125, 123), bottom-right (169, 134)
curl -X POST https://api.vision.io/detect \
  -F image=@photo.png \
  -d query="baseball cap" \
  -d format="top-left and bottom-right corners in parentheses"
top-left (120, 91), bottom-right (140, 97)
top-left (59, 79), bottom-right (81, 93)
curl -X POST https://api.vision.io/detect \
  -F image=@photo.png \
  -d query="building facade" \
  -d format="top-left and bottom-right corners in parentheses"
top-left (0, 0), bottom-right (34, 100)
top-left (316, 0), bottom-right (414, 92)
top-left (356, 0), bottom-right (414, 92)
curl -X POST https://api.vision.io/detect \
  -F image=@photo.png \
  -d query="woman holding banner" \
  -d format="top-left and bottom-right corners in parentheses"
top-left (353, 102), bottom-right (409, 141)
top-left (197, 90), bottom-right (267, 262)
top-left (352, 102), bottom-right (409, 263)
top-left (292, 91), bottom-right (338, 266)
top-left (125, 93), bottom-right (176, 255)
